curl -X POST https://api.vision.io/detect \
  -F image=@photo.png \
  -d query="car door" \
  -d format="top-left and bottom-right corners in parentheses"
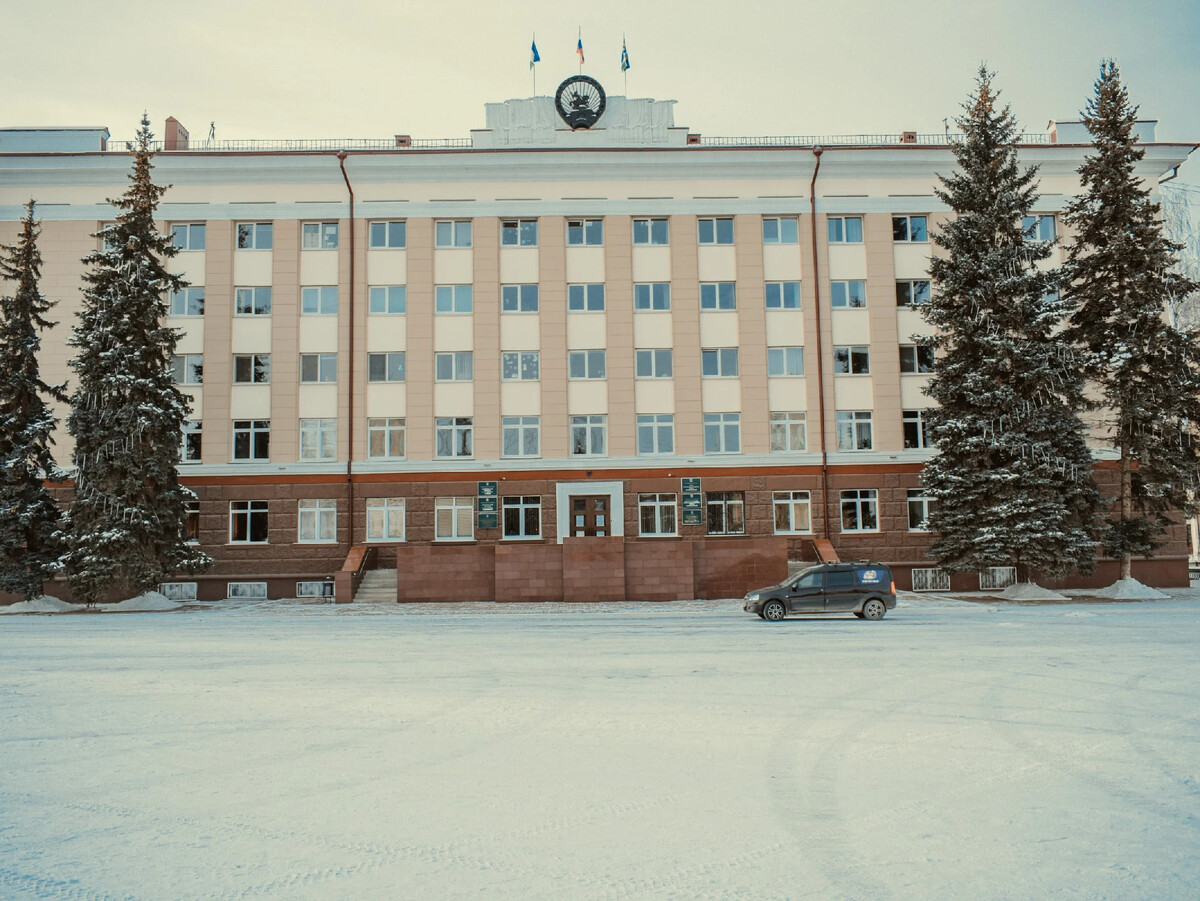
top-left (785, 571), bottom-right (825, 612)
top-left (823, 569), bottom-right (859, 612)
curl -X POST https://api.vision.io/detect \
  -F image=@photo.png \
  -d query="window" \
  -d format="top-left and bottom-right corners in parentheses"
top-left (501, 219), bottom-right (538, 246)
top-left (568, 283), bottom-right (606, 312)
top-left (181, 420), bottom-right (202, 463)
top-left (301, 286), bottom-right (338, 315)
top-left (232, 420), bottom-right (270, 461)
top-left (841, 489), bottom-right (879, 532)
top-left (903, 409), bottom-right (932, 449)
top-left (435, 351), bottom-right (473, 381)
top-left (635, 349), bottom-right (673, 379)
top-left (434, 496), bottom-right (474, 541)
top-left (169, 287), bottom-right (205, 316)
top-left (833, 346), bottom-right (870, 375)
top-left (770, 412), bottom-right (806, 452)
top-left (435, 285), bottom-right (472, 313)
top-left (701, 348), bottom-right (739, 377)
top-left (300, 353), bottom-right (337, 384)
top-left (570, 415), bottom-right (607, 456)
top-left (172, 354), bottom-right (203, 385)
top-left (502, 496), bottom-right (541, 539)
top-left (698, 217), bottom-right (734, 245)
top-left (502, 416), bottom-right (540, 457)
top-left (704, 413), bottom-right (741, 454)
top-left (227, 581), bottom-right (268, 598)
top-left (827, 216), bottom-right (863, 243)
top-left (161, 581), bottom-right (198, 600)
top-left (501, 284), bottom-right (539, 312)
top-left (763, 217), bottom-right (799, 244)
top-left (229, 500), bottom-right (268, 543)
top-left (568, 350), bottom-right (606, 380)
top-left (892, 215), bottom-right (928, 242)
top-left (767, 346), bottom-right (805, 376)
top-left (501, 351), bottom-right (540, 381)
top-left (298, 498), bottom-right (337, 543)
top-left (633, 217), bottom-right (669, 245)
top-left (171, 223), bottom-right (206, 250)
top-left (367, 418), bottom-right (406, 459)
top-left (296, 580), bottom-right (335, 600)
top-left (367, 352), bottom-right (406, 383)
top-left (633, 282), bottom-right (671, 311)
top-left (435, 220), bottom-right (472, 248)
top-left (1022, 215), bottom-right (1056, 242)
top-left (637, 414), bottom-right (675, 455)
top-left (366, 498), bottom-right (406, 541)
top-left (435, 417), bottom-right (473, 458)
top-left (896, 280), bottom-right (932, 307)
top-left (567, 218), bottom-right (603, 246)
top-left (765, 281), bottom-right (801, 309)
top-left (368, 285), bottom-right (406, 314)
top-left (369, 220), bottom-right (406, 249)
top-left (773, 491), bottom-right (812, 534)
top-left (235, 286), bottom-right (272, 316)
top-left (184, 501), bottom-right (200, 544)
top-left (299, 419), bottom-right (337, 461)
top-left (706, 491), bottom-right (745, 535)
top-left (639, 493), bottom-right (678, 536)
top-left (830, 280), bottom-right (867, 309)
top-left (700, 282), bottom-right (736, 311)
top-left (899, 345), bottom-right (935, 373)
top-left (836, 411), bottom-right (873, 451)
top-left (302, 222), bottom-right (338, 250)
top-left (236, 222), bottom-right (273, 250)
top-left (908, 488), bottom-right (934, 531)
top-left (233, 354), bottom-right (271, 384)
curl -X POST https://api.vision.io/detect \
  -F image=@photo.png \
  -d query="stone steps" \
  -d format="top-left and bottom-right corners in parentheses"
top-left (354, 568), bottom-right (397, 603)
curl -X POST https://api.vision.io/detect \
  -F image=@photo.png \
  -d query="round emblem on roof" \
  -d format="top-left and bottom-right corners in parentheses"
top-left (555, 76), bottom-right (606, 130)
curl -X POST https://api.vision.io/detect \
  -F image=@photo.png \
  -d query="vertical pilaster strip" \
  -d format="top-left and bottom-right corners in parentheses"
top-left (865, 213), bottom-right (902, 450)
top-left (405, 219), bottom-right (434, 459)
top-left (540, 216), bottom-right (568, 458)
top-left (671, 215), bottom-right (701, 454)
top-left (271, 220), bottom-right (299, 462)
top-left (202, 220), bottom-right (233, 464)
top-left (606, 216), bottom-right (634, 456)
top-left (735, 214), bottom-right (768, 453)
top-left (473, 217), bottom-right (501, 459)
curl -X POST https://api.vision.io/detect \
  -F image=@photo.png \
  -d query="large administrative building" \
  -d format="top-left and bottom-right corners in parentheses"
top-left (1, 82), bottom-right (1195, 602)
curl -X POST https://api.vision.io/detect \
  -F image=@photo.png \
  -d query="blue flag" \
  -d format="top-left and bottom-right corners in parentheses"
top-left (577, 37), bottom-right (585, 64)
top-left (530, 38), bottom-right (540, 70)
top-left (621, 39), bottom-right (630, 72)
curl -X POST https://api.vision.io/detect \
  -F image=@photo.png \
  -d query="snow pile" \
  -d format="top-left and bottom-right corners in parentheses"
top-left (1090, 578), bottom-right (1170, 600)
top-left (1000, 581), bottom-right (1068, 601)
top-left (0, 595), bottom-right (78, 614)
top-left (106, 591), bottom-right (181, 612)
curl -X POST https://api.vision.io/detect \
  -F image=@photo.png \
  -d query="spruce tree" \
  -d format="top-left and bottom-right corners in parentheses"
top-left (921, 66), bottom-right (1100, 581)
top-left (66, 116), bottom-right (210, 604)
top-left (0, 201), bottom-right (68, 601)
top-left (1061, 61), bottom-right (1200, 582)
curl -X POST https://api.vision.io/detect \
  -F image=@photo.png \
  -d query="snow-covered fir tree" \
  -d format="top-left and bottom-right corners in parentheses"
top-left (921, 67), bottom-right (1100, 580)
top-left (66, 116), bottom-right (210, 604)
top-left (1061, 61), bottom-right (1200, 581)
top-left (0, 201), bottom-right (67, 601)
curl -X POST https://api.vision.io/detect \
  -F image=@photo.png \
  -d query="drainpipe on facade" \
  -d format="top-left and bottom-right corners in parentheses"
top-left (809, 147), bottom-right (831, 539)
top-left (337, 151), bottom-right (356, 546)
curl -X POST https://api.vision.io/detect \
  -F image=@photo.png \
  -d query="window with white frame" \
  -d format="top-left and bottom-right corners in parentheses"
top-left (502, 415), bottom-right (540, 457)
top-left (366, 498), bottom-right (406, 541)
top-left (501, 351), bottom-right (539, 381)
top-left (300, 353), bottom-right (337, 384)
top-left (232, 419), bottom-right (270, 461)
top-left (763, 216), bottom-right (799, 244)
top-left (302, 222), bottom-right (338, 250)
top-left (700, 282), bottom-right (736, 311)
top-left (299, 419), bottom-right (337, 461)
top-left (639, 493), bottom-right (678, 536)
top-left (836, 411), bottom-right (873, 451)
top-left (435, 351), bottom-right (474, 381)
top-left (435, 284), bottom-right (472, 313)
top-left (367, 418), bottom-right (406, 459)
top-left (369, 220), bottom-right (406, 249)
top-left (236, 222), bottom-right (273, 250)
top-left (635, 349), bottom-right (673, 379)
top-left (184, 501), bottom-right (200, 543)
top-left (830, 280), bottom-right (867, 308)
top-left (296, 580), bottom-right (335, 599)
top-left (570, 415), bottom-right (607, 455)
top-left (633, 282), bottom-right (671, 311)
top-left (896, 280), bottom-right (932, 306)
top-left (567, 218), bottom-right (603, 245)
top-left (568, 350), bottom-right (606, 380)
top-left (907, 488), bottom-right (934, 531)
top-left (369, 285), bottom-right (406, 314)
top-left (172, 354), bottom-right (203, 385)
top-left (833, 345), bottom-right (870, 374)
top-left (435, 417), bottom-right (473, 458)
top-left (501, 284), bottom-right (539, 312)
top-left (298, 498), bottom-right (337, 542)
top-left (827, 216), bottom-right (863, 243)
top-left (637, 414), bottom-right (675, 455)
top-left (235, 286), bottom-right (272, 316)
top-left (501, 219), bottom-right (538, 246)
top-left (169, 287), bottom-right (205, 316)
top-left (765, 281), bottom-right (801, 309)
top-left (767, 346), bottom-right (804, 377)
top-left (706, 491), bottom-right (745, 535)
top-left (892, 215), bottom-right (928, 242)
top-left (698, 217), bottom-right (734, 245)
top-left (773, 490), bottom-right (812, 533)
top-left (171, 223), bottom-right (206, 250)
top-left (181, 420), bottom-right (202, 463)
top-left (434, 496), bottom-right (474, 540)
top-left (701, 348), bottom-right (739, 377)
top-left (161, 581), bottom-right (198, 600)
top-left (502, 496), bottom-right (541, 539)
top-left (229, 500), bottom-right (268, 543)
top-left (568, 283), bottom-right (606, 312)
top-left (1022, 215), bottom-right (1056, 242)
top-left (233, 354), bottom-right (271, 384)
top-left (435, 220), bottom-right (472, 248)
top-left (899, 344), bottom-right (935, 373)
top-left (301, 286), bottom-right (338, 315)
top-left (227, 581), bottom-right (268, 598)
top-left (770, 411), bottom-right (806, 452)
top-left (841, 489), bottom-right (879, 532)
top-left (903, 409), bottom-right (932, 449)
top-left (633, 217), bottom-right (669, 245)
top-left (704, 413), bottom-right (741, 454)
top-left (367, 352), bottom-right (406, 383)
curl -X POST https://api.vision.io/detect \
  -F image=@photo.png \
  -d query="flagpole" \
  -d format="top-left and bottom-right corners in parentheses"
top-left (532, 32), bottom-right (536, 96)
top-left (578, 27), bottom-right (582, 73)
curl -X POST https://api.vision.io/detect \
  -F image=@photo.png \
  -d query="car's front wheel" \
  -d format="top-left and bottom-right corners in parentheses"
top-left (762, 600), bottom-right (786, 621)
top-left (861, 598), bottom-right (886, 620)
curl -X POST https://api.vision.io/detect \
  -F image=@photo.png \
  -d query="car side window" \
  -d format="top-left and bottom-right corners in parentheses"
top-left (827, 571), bottom-right (856, 589)
top-left (793, 572), bottom-right (823, 589)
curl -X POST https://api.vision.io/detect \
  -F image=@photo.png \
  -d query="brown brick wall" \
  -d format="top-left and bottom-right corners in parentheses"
top-left (395, 543), bottom-right (496, 602)
top-left (693, 537), bottom-right (789, 599)
top-left (562, 537), bottom-right (626, 601)
top-left (625, 541), bottom-right (694, 600)
top-left (495, 543), bottom-right (563, 602)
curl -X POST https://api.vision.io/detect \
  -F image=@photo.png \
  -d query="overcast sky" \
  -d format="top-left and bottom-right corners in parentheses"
top-left (6, 0), bottom-right (1198, 183)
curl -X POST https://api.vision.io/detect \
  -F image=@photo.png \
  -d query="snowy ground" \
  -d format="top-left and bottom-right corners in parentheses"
top-left (2, 593), bottom-right (1198, 900)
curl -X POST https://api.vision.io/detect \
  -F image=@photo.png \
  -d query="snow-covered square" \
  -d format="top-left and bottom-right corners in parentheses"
top-left (2, 595), bottom-right (1198, 899)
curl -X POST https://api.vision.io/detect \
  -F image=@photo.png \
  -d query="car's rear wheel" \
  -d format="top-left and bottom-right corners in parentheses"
top-left (862, 598), bottom-right (886, 620)
top-left (762, 600), bottom-right (786, 621)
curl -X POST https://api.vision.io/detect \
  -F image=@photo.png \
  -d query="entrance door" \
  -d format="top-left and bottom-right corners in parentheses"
top-left (569, 495), bottom-right (609, 537)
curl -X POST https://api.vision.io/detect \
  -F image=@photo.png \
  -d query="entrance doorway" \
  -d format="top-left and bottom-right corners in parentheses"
top-left (569, 495), bottom-right (609, 537)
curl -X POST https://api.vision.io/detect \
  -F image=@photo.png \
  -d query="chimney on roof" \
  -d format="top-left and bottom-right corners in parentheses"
top-left (686, 133), bottom-right (702, 145)
top-left (900, 131), bottom-right (917, 144)
top-left (164, 117), bottom-right (189, 151)
top-left (394, 134), bottom-right (411, 148)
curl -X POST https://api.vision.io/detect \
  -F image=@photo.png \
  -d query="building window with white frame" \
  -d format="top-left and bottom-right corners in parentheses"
top-left (567, 218), bottom-right (603, 245)
top-left (767, 346), bottom-right (804, 376)
top-left (184, 501), bottom-right (200, 543)
top-left (435, 220), bottom-right (472, 248)
top-left (698, 217), bottom-right (734, 245)
top-left (701, 348), bottom-right (739, 378)
top-left (827, 216), bottom-right (863, 244)
top-left (773, 490), bottom-right (812, 534)
top-left (830, 280), bottom-right (867, 309)
top-left (171, 223), bottom-right (206, 250)
top-left (502, 496), bottom-right (541, 539)
top-left (299, 419), bottom-right (337, 461)
top-left (635, 349), bottom-right (673, 379)
top-left (501, 219), bottom-right (538, 246)
top-left (181, 420), bottom-right (202, 463)
top-left (570, 415), bottom-right (607, 456)
top-left (568, 349), bottom-right (606, 380)
top-left (700, 282), bottom-right (736, 310)
top-left (169, 287), bottom-right (205, 316)
top-left (637, 413), bottom-right (675, 455)
top-left (300, 353), bottom-right (337, 384)
top-left (232, 419), bottom-right (270, 461)
top-left (892, 215), bottom-right (928, 242)
top-left (298, 498), bottom-right (337, 543)
top-left (841, 489), bottom-right (879, 532)
top-left (302, 222), bottom-right (338, 250)
top-left (502, 415), bottom-right (540, 457)
top-left (1022, 214), bottom-right (1056, 242)
top-left (765, 281), bottom-right (801, 309)
top-left (899, 344), bottom-right (935, 373)
top-left (296, 580), bottom-right (335, 600)
top-left (903, 409), bottom-right (932, 449)
top-left (639, 493), bottom-right (678, 536)
top-left (434, 496), bottom-right (474, 541)
top-left (369, 285), bottom-right (406, 314)
top-left (366, 498), bottom-right (406, 541)
top-left (568, 283), bottom-right (605, 312)
top-left (633, 217), bottom-right (669, 245)
top-left (501, 351), bottom-right (539, 381)
top-left (228, 581), bottom-right (268, 598)
top-left (229, 500), bottom-right (268, 543)
top-left (301, 286), bottom-right (338, 315)
top-left (435, 284), bottom-right (472, 313)
top-left (833, 345), bottom-right (870, 374)
top-left (367, 352), bottom-right (406, 383)
top-left (369, 220), bottom-right (406, 249)
top-left (172, 354), bottom-right (203, 385)
top-left (704, 412), bottom-right (741, 454)
top-left (836, 411), bottom-right (873, 451)
top-left (435, 351), bottom-right (473, 381)
top-left (896, 280), bottom-right (932, 306)
top-left (501, 284), bottom-right (539, 312)
top-left (235, 286), bottom-right (272, 316)
top-left (236, 222), bottom-right (273, 250)
top-left (435, 417), bottom-right (473, 458)
top-left (367, 418), bottom-right (406, 459)
top-left (233, 354), bottom-right (270, 384)
top-left (908, 488), bottom-right (934, 531)
top-left (633, 282), bottom-right (671, 311)
top-left (706, 491), bottom-right (745, 535)
top-left (763, 216), bottom-right (799, 244)
top-left (770, 411), bottom-right (806, 452)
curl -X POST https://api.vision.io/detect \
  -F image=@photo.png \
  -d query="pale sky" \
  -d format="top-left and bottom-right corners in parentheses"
top-left (6, 0), bottom-right (1199, 182)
